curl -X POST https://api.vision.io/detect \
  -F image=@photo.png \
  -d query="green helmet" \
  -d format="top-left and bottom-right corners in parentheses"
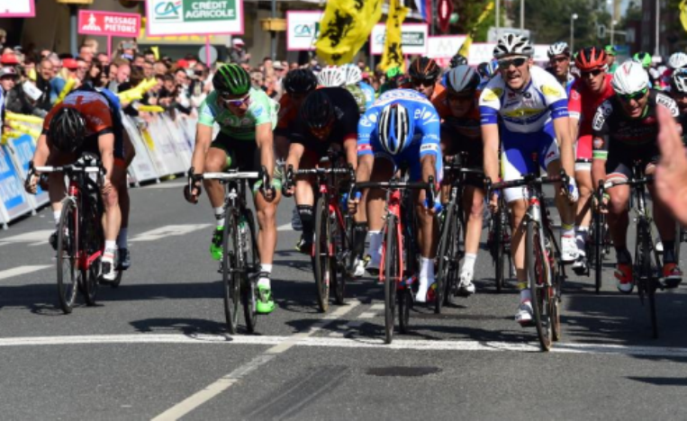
top-left (604, 45), bottom-right (616, 56)
top-left (213, 63), bottom-right (251, 96)
top-left (633, 52), bottom-right (652, 69)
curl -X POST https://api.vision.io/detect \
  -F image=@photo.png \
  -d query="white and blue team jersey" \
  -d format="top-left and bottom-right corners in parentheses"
top-left (359, 81), bottom-right (376, 109)
top-left (479, 65), bottom-right (569, 133)
top-left (357, 89), bottom-right (442, 181)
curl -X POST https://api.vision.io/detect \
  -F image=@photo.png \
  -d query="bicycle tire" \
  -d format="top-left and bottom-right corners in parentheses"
top-left (398, 288), bottom-right (412, 334)
top-left (314, 196), bottom-right (332, 313)
top-left (383, 216), bottom-right (399, 344)
top-left (222, 211), bottom-right (240, 334)
top-left (332, 210), bottom-right (346, 305)
top-left (435, 201), bottom-right (456, 313)
top-left (242, 209), bottom-right (260, 333)
top-left (641, 223), bottom-right (659, 339)
top-left (594, 211), bottom-right (603, 294)
top-left (545, 228), bottom-right (562, 342)
top-left (81, 201), bottom-right (101, 306)
top-left (494, 207), bottom-right (506, 293)
top-left (526, 219), bottom-right (552, 351)
top-left (56, 198), bottom-right (78, 314)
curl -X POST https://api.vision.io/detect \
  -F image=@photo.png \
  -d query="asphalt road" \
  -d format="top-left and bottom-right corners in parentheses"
top-left (2, 179), bottom-right (687, 420)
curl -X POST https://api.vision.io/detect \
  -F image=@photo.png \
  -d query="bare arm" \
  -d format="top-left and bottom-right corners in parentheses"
top-left (421, 154), bottom-right (436, 183)
top-left (32, 134), bottom-right (51, 168)
top-left (570, 117), bottom-right (580, 147)
top-left (191, 123), bottom-right (213, 173)
top-left (481, 124), bottom-right (500, 182)
top-left (285, 142), bottom-right (305, 174)
top-left (97, 133), bottom-right (116, 180)
top-left (344, 138), bottom-right (358, 171)
top-left (553, 116), bottom-right (575, 176)
top-left (255, 122), bottom-right (275, 179)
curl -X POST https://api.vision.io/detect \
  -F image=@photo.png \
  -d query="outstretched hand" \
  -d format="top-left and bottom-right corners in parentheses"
top-left (655, 105), bottom-right (687, 225)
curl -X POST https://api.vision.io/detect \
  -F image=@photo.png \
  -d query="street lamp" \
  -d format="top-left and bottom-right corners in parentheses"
top-left (570, 13), bottom-right (578, 53)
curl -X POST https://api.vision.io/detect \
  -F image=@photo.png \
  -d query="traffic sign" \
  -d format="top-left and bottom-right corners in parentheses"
top-left (78, 10), bottom-right (141, 37)
top-left (438, 0), bottom-right (453, 34)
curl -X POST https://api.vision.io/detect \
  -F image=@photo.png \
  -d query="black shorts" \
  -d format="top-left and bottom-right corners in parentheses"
top-left (605, 141), bottom-right (659, 180)
top-left (211, 132), bottom-right (259, 172)
top-left (440, 123), bottom-right (484, 188)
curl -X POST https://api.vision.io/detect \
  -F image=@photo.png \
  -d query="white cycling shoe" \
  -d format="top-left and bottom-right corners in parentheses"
top-left (515, 301), bottom-right (534, 325)
top-left (561, 236), bottom-right (579, 263)
top-left (457, 270), bottom-right (476, 296)
top-left (415, 277), bottom-right (434, 303)
top-left (350, 257), bottom-right (366, 278)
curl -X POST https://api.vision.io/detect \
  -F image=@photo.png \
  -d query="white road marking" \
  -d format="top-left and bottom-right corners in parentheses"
top-left (277, 223), bottom-right (293, 232)
top-left (1, 332), bottom-right (687, 359)
top-left (369, 304), bottom-right (385, 311)
top-left (0, 265), bottom-right (51, 281)
top-left (143, 181), bottom-right (185, 189)
top-left (0, 230), bottom-right (53, 245)
top-left (151, 300), bottom-right (361, 421)
top-left (358, 312), bottom-right (377, 319)
top-left (129, 224), bottom-right (211, 243)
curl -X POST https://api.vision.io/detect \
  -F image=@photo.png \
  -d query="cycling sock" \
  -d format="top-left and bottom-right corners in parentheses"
top-left (663, 242), bottom-right (676, 263)
top-left (53, 210), bottom-right (61, 226)
top-left (368, 231), bottom-right (382, 263)
top-left (297, 205), bottom-right (314, 243)
top-left (461, 253), bottom-right (477, 277)
top-left (575, 226), bottom-right (589, 251)
top-left (260, 263), bottom-right (273, 274)
top-left (258, 265), bottom-right (272, 289)
top-left (615, 247), bottom-right (631, 264)
top-left (519, 288), bottom-right (531, 303)
top-left (562, 223), bottom-right (575, 238)
top-left (352, 222), bottom-right (368, 259)
top-left (117, 227), bottom-right (128, 249)
top-left (104, 240), bottom-right (117, 255)
top-left (419, 257), bottom-right (434, 283)
top-left (214, 206), bottom-right (225, 228)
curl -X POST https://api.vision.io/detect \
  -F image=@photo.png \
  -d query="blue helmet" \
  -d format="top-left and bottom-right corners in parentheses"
top-left (378, 103), bottom-right (415, 155)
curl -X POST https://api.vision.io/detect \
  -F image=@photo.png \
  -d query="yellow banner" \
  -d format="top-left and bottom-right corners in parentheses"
top-left (458, 0), bottom-right (495, 56)
top-left (380, 0), bottom-right (408, 72)
top-left (315, 0), bottom-right (383, 65)
top-left (681, 0), bottom-right (687, 32)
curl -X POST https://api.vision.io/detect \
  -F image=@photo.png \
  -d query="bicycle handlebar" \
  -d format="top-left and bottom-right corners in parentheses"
top-left (486, 170), bottom-right (569, 192)
top-left (354, 176), bottom-right (437, 209)
top-left (281, 163), bottom-right (355, 197)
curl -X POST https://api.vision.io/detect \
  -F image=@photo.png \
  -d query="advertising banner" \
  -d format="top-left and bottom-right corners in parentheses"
top-left (0, 144), bottom-right (33, 226)
top-left (78, 10), bottom-right (141, 37)
top-left (7, 135), bottom-right (49, 209)
top-left (370, 23), bottom-right (428, 56)
top-left (286, 11), bottom-right (323, 51)
top-left (0, 0), bottom-right (35, 17)
top-left (146, 0), bottom-right (244, 36)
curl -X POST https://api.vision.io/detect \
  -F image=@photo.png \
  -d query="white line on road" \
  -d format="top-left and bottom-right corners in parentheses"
top-left (0, 265), bottom-right (51, 281)
top-left (0, 230), bottom-right (53, 245)
top-left (277, 223), bottom-right (293, 232)
top-left (358, 312), bottom-right (377, 319)
top-left (151, 299), bottom-right (361, 421)
top-left (142, 181), bottom-right (185, 189)
top-left (130, 224), bottom-right (211, 243)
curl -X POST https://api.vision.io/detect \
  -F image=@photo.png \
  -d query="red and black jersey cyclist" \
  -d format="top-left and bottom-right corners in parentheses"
top-left (25, 88), bottom-right (135, 281)
top-left (283, 88), bottom-right (360, 257)
top-left (592, 61), bottom-right (683, 292)
top-left (431, 65), bottom-right (484, 296)
top-left (408, 56), bottom-right (445, 102)
top-left (568, 46), bottom-right (615, 272)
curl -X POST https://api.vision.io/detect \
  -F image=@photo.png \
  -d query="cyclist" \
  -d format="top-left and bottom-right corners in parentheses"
top-left (480, 34), bottom-right (578, 325)
top-left (284, 88), bottom-right (360, 256)
top-left (547, 42), bottom-right (576, 95)
top-left (591, 60), bottom-right (683, 292)
top-left (341, 63), bottom-right (374, 111)
top-left (408, 56), bottom-right (445, 101)
top-left (350, 88), bottom-right (442, 303)
top-left (25, 88), bottom-right (127, 281)
top-left (669, 69), bottom-right (687, 134)
top-left (185, 63), bottom-right (281, 314)
top-left (432, 65), bottom-right (484, 296)
top-left (605, 45), bottom-right (618, 73)
top-left (568, 47), bottom-right (615, 272)
top-left (441, 54), bottom-right (470, 87)
top-left (662, 52), bottom-right (687, 91)
top-left (633, 52), bottom-right (661, 88)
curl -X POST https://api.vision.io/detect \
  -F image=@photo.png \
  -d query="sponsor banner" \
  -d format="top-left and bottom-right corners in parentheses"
top-left (467, 43), bottom-right (496, 65)
top-left (370, 23), bottom-right (428, 56)
top-left (533, 44), bottom-right (552, 63)
top-left (287, 11), bottom-right (323, 51)
top-left (78, 10), bottom-right (141, 37)
top-left (0, 144), bottom-right (32, 224)
top-left (0, 0), bottom-right (35, 17)
top-left (146, 0), bottom-right (244, 36)
top-left (7, 135), bottom-right (49, 209)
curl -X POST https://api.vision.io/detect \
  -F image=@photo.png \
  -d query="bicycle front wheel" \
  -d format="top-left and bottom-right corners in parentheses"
top-left (435, 202), bottom-right (456, 313)
top-left (222, 211), bottom-right (240, 334)
top-left (81, 201), bottom-right (102, 306)
top-left (56, 198), bottom-right (79, 314)
top-left (314, 196), bottom-right (333, 313)
top-left (383, 216), bottom-right (400, 344)
top-left (242, 209), bottom-right (260, 333)
top-left (526, 219), bottom-right (553, 351)
top-left (594, 212), bottom-right (603, 294)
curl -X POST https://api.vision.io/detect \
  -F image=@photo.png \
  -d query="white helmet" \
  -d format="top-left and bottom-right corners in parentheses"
top-left (317, 66), bottom-right (345, 87)
top-left (493, 33), bottom-right (534, 59)
top-left (671, 69), bottom-right (687, 93)
top-left (611, 61), bottom-right (649, 95)
top-left (379, 103), bottom-right (413, 155)
top-left (668, 52), bottom-right (687, 70)
top-left (340, 64), bottom-right (362, 85)
top-left (547, 42), bottom-right (570, 57)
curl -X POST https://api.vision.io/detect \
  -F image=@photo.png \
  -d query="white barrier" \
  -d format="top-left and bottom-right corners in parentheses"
top-left (122, 114), bottom-right (159, 185)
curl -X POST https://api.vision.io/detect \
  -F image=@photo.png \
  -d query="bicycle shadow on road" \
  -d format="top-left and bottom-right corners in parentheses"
top-left (129, 317), bottom-right (228, 335)
top-left (0, 282), bottom-right (70, 316)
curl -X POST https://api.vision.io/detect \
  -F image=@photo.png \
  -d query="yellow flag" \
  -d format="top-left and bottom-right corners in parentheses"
top-left (315, 0), bottom-right (383, 65)
top-left (380, 0), bottom-right (408, 72)
top-left (680, 0), bottom-right (687, 32)
top-left (151, 46), bottom-right (160, 61)
top-left (458, 0), bottom-right (495, 57)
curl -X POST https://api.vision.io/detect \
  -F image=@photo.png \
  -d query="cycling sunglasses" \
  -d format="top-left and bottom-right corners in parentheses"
top-left (411, 78), bottom-right (435, 87)
top-left (618, 88), bottom-right (648, 102)
top-left (221, 93), bottom-right (251, 107)
top-left (550, 56), bottom-right (569, 63)
top-left (581, 68), bottom-right (604, 78)
top-left (498, 57), bottom-right (528, 69)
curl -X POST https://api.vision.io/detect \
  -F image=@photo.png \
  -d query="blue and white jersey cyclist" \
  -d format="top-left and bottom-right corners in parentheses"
top-left (479, 33), bottom-right (579, 326)
top-left (352, 88), bottom-right (443, 304)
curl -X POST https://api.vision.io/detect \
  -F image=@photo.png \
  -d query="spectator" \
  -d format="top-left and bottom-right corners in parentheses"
top-left (158, 73), bottom-right (177, 108)
top-left (0, 66), bottom-right (18, 122)
top-left (0, 29), bottom-right (6, 51)
top-left (143, 49), bottom-right (156, 63)
top-left (142, 60), bottom-right (154, 80)
top-left (75, 57), bottom-right (89, 83)
top-left (228, 38), bottom-right (250, 64)
top-left (132, 54), bottom-right (145, 68)
top-left (153, 61), bottom-right (168, 76)
top-left (7, 77), bottom-right (46, 117)
top-left (96, 52), bottom-right (109, 66)
top-left (40, 49), bottom-right (51, 59)
top-left (189, 61), bottom-right (210, 108)
top-left (35, 57), bottom-right (54, 111)
top-left (84, 62), bottom-right (104, 87)
top-left (250, 71), bottom-right (264, 90)
top-left (108, 60), bottom-right (130, 92)
top-left (119, 40), bottom-right (137, 60)
top-left (79, 44), bottom-right (94, 64)
top-left (83, 39), bottom-right (99, 55)
top-left (49, 57), bottom-right (79, 104)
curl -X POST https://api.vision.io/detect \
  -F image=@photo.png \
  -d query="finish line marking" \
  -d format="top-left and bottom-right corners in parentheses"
top-left (1, 332), bottom-right (687, 359)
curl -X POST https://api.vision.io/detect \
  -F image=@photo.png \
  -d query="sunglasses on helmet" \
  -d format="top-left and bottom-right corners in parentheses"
top-left (497, 57), bottom-right (528, 69)
top-left (618, 88), bottom-right (648, 102)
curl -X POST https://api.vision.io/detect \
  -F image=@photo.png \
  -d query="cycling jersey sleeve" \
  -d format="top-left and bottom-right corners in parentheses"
top-left (568, 82), bottom-right (582, 121)
top-left (198, 93), bottom-right (218, 127)
top-left (418, 111), bottom-right (442, 159)
top-left (539, 78), bottom-right (569, 120)
top-left (591, 100), bottom-right (612, 161)
top-left (656, 92), bottom-right (680, 118)
top-left (357, 108), bottom-right (377, 156)
top-left (478, 81), bottom-right (503, 125)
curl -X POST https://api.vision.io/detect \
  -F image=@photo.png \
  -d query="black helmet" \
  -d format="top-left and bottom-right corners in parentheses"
top-left (283, 68), bottom-right (317, 95)
top-left (408, 57), bottom-right (441, 82)
top-left (212, 63), bottom-right (251, 97)
top-left (49, 107), bottom-right (86, 153)
top-left (450, 54), bottom-right (468, 68)
top-left (300, 90), bottom-right (335, 131)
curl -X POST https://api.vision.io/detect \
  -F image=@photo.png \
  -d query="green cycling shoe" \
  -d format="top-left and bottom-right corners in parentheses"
top-left (256, 274), bottom-right (275, 314)
top-left (210, 227), bottom-right (224, 261)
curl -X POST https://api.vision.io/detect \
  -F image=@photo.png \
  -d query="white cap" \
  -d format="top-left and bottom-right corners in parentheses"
top-left (233, 38), bottom-right (245, 46)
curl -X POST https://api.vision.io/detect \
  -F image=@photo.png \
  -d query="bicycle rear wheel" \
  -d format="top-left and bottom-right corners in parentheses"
top-left (222, 211), bottom-right (240, 334)
top-left (526, 219), bottom-right (553, 351)
top-left (81, 202), bottom-right (102, 306)
top-left (314, 196), bottom-right (332, 313)
top-left (545, 228), bottom-right (562, 342)
top-left (494, 207), bottom-right (507, 293)
top-left (56, 198), bottom-right (79, 314)
top-left (242, 209), bottom-right (260, 333)
top-left (641, 223), bottom-right (659, 339)
top-left (332, 211), bottom-right (347, 306)
top-left (435, 202), bottom-right (456, 313)
top-left (383, 216), bottom-right (400, 344)
top-left (594, 211), bottom-right (603, 294)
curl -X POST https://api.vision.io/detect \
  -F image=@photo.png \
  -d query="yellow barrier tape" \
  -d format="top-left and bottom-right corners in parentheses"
top-left (7, 121), bottom-right (41, 138)
top-left (137, 105), bottom-right (165, 113)
top-left (6, 112), bottom-right (44, 125)
top-left (1, 131), bottom-right (22, 145)
top-left (141, 129), bottom-right (156, 151)
top-left (55, 78), bottom-right (76, 105)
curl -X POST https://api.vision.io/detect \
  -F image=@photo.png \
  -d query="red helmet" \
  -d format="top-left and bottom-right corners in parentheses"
top-left (575, 47), bottom-right (607, 71)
